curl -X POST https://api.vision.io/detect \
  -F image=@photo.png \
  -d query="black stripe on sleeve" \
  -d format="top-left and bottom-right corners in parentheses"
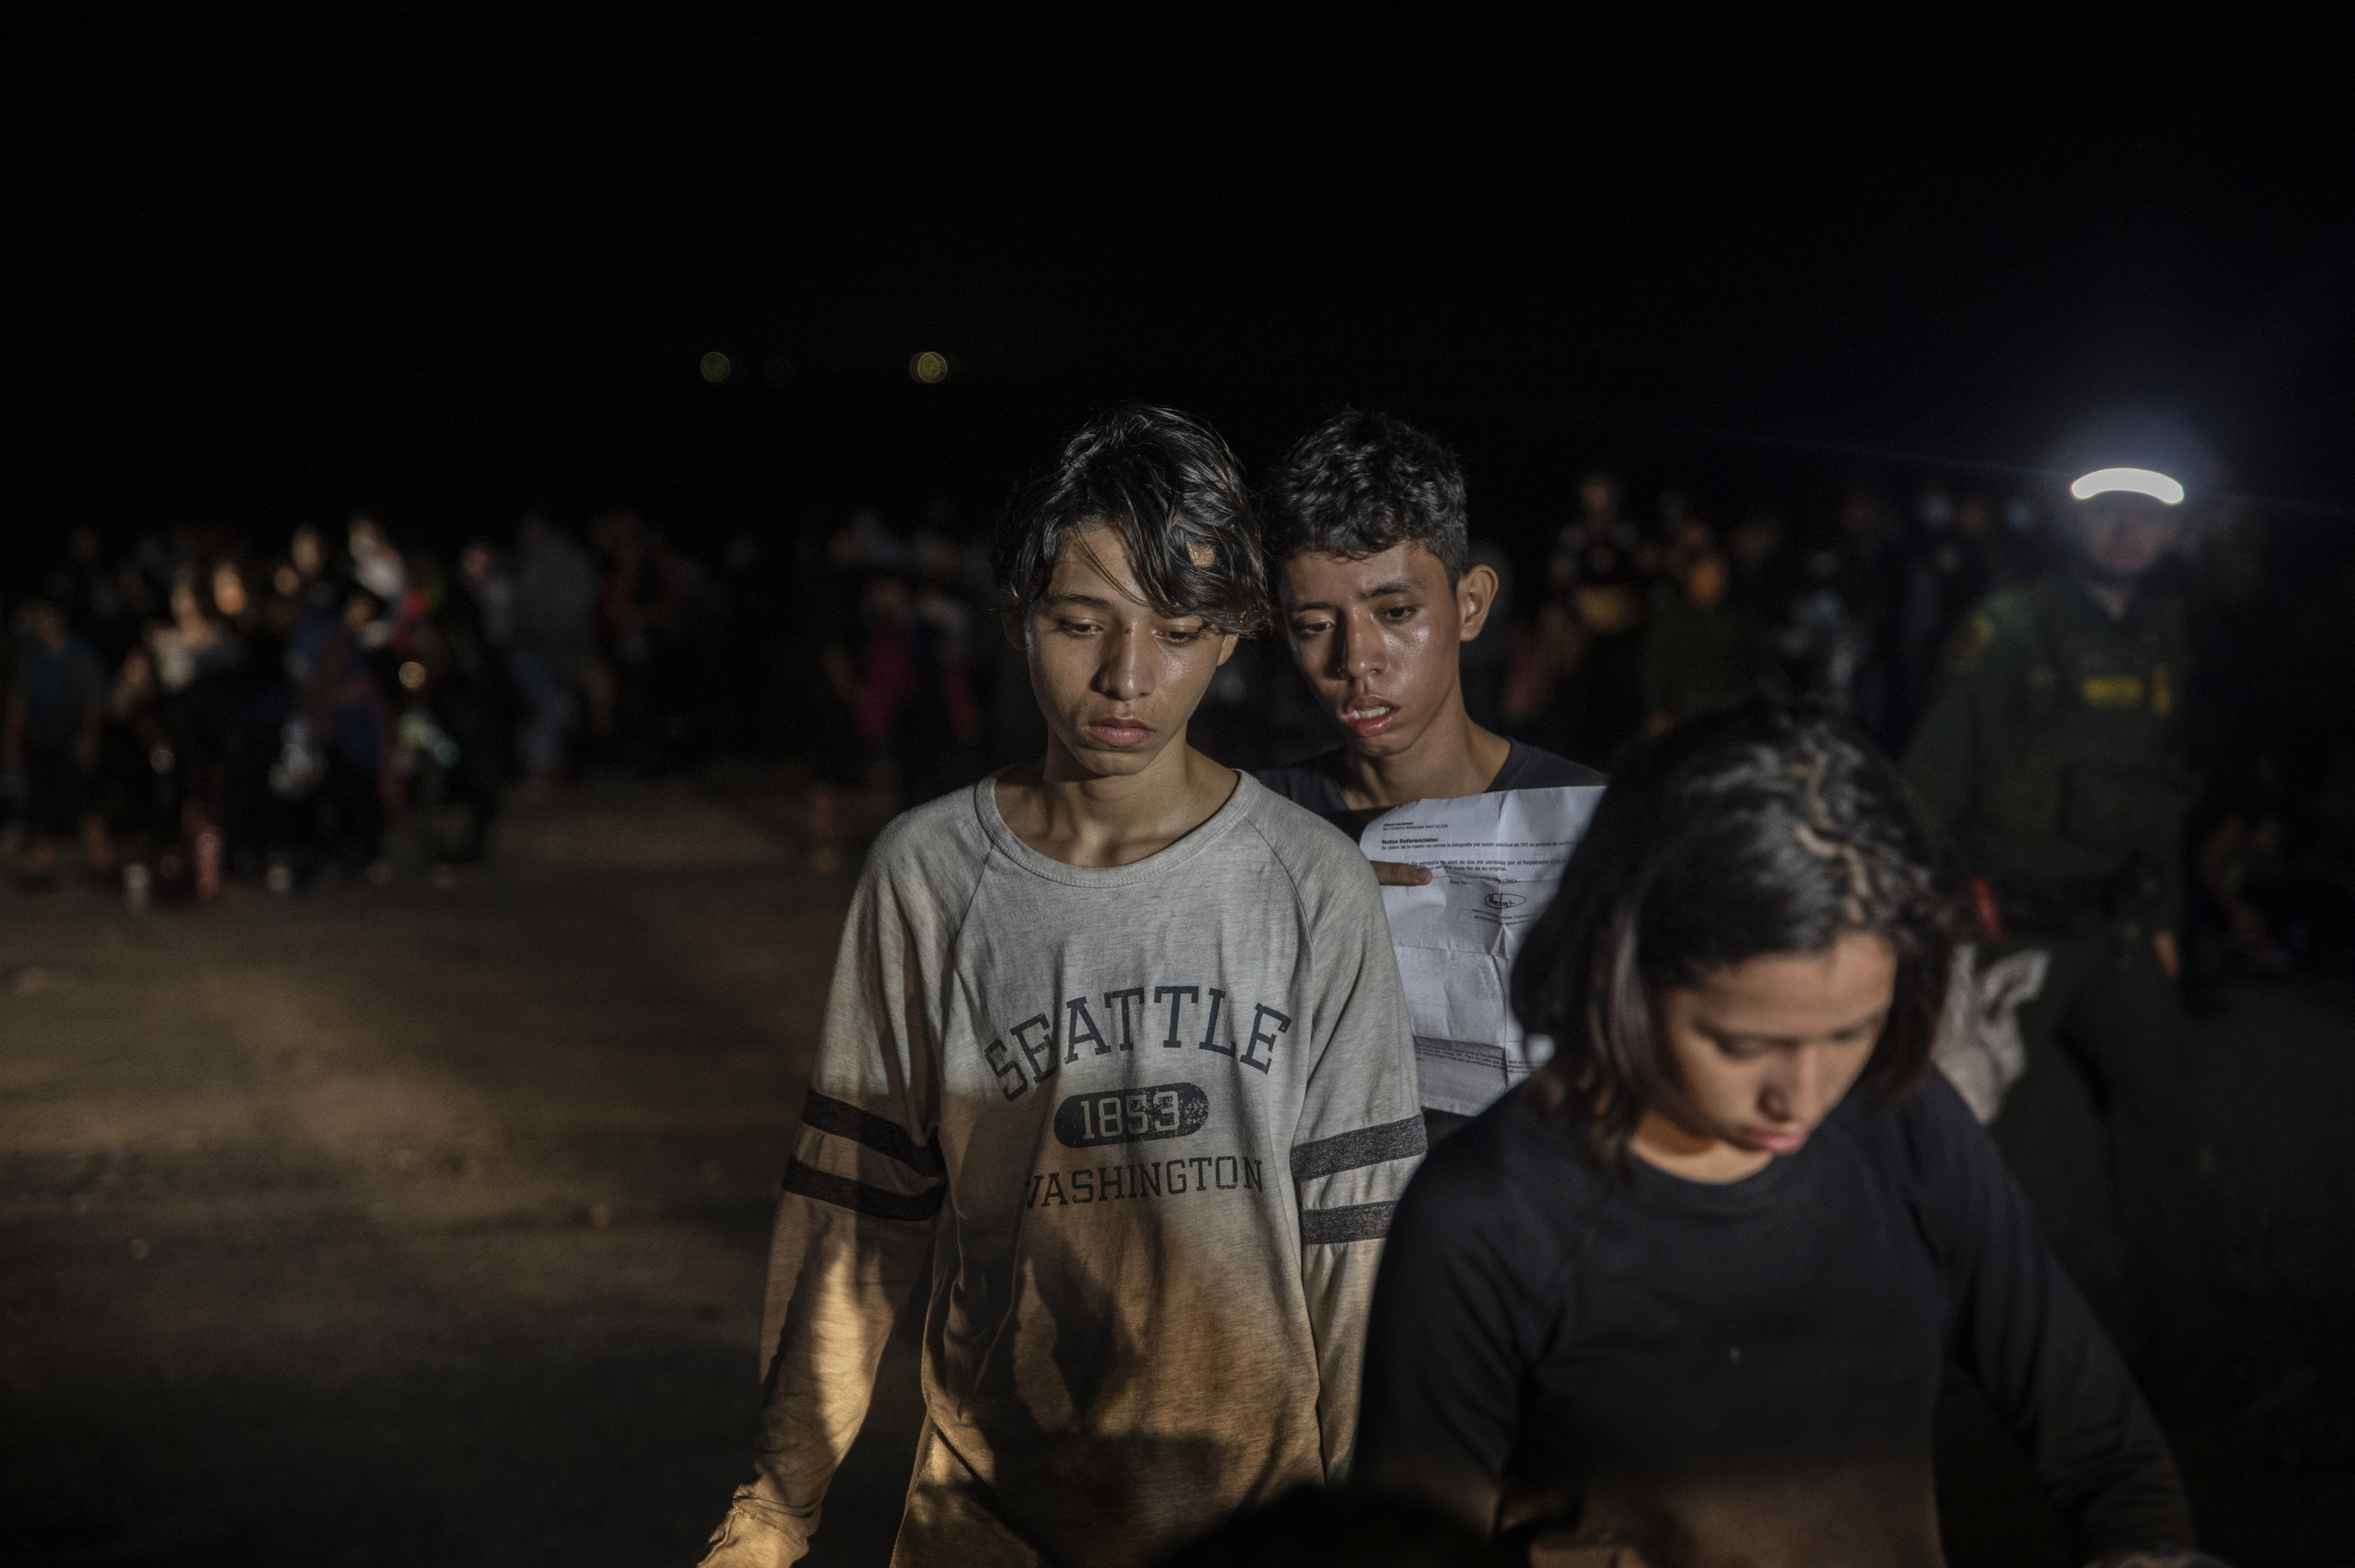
top-left (781, 1158), bottom-right (946, 1221)
top-left (1300, 1201), bottom-right (1397, 1244)
top-left (1290, 1114), bottom-right (1427, 1182)
top-left (800, 1091), bottom-right (946, 1178)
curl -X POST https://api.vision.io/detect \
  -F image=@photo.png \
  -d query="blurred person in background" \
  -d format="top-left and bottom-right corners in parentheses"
top-left (1900, 489), bottom-right (2001, 708)
top-left (1725, 507), bottom-right (1787, 613)
top-left (707, 532), bottom-right (779, 759)
top-left (206, 553), bottom-right (291, 880)
top-left (400, 550), bottom-right (509, 865)
top-left (1548, 528), bottom-right (1647, 767)
top-left (1551, 469), bottom-right (1638, 569)
top-left (1902, 439), bottom-right (2219, 1400)
top-left (149, 568), bottom-right (247, 885)
top-left (347, 514), bottom-right (406, 606)
top-left (799, 514), bottom-right (872, 873)
top-left (48, 525), bottom-right (138, 667)
top-left (1829, 480), bottom-right (1907, 746)
top-left (509, 514), bottom-right (598, 798)
top-left (96, 643), bottom-right (175, 857)
top-left (847, 563), bottom-right (981, 810)
top-left (284, 578), bottom-right (396, 879)
top-left (458, 540), bottom-right (514, 650)
top-left (593, 510), bottom-right (677, 774)
top-left (1640, 532), bottom-right (1780, 735)
top-left (288, 523), bottom-right (336, 600)
top-left (148, 568), bottom-right (243, 697)
top-left (5, 596), bottom-right (112, 888)
top-left (657, 533), bottom-right (732, 769)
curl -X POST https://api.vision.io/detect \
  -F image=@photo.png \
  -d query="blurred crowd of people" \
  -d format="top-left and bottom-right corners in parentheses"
top-left (7, 467), bottom-right (2351, 975)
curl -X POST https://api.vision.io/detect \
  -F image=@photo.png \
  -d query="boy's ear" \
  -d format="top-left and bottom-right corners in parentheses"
top-left (1456, 562), bottom-right (1501, 642)
top-left (1214, 631), bottom-right (1239, 667)
top-left (1000, 593), bottom-right (1029, 654)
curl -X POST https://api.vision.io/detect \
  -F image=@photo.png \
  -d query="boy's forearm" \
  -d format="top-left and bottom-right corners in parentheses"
top-left (741, 1193), bottom-right (934, 1547)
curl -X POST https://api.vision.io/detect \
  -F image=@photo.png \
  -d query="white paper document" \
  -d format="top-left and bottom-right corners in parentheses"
top-left (1360, 784), bottom-right (1607, 1116)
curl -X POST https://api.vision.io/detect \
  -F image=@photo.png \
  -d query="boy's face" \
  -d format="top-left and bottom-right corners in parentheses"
top-left (1005, 525), bottom-right (1238, 780)
top-left (1279, 542), bottom-right (1495, 757)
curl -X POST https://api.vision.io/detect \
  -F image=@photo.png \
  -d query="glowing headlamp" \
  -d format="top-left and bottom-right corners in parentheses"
top-left (2068, 467), bottom-right (2185, 505)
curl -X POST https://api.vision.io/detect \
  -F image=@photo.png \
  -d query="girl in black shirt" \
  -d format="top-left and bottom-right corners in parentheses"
top-left (1356, 700), bottom-right (2212, 1567)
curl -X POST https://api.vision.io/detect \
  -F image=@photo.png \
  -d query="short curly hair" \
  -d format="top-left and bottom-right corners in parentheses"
top-left (1259, 408), bottom-right (1470, 583)
top-left (1512, 698), bottom-right (1970, 1172)
top-left (991, 405), bottom-right (1273, 636)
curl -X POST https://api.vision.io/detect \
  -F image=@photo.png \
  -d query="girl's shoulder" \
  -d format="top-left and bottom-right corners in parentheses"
top-left (1391, 1092), bottom-right (1616, 1277)
top-left (1818, 1069), bottom-right (2008, 1224)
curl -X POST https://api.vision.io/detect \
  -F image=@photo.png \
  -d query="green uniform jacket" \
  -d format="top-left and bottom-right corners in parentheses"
top-left (1902, 571), bottom-right (2195, 932)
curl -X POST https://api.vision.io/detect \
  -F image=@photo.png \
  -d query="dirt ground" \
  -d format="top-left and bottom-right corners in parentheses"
top-left (2, 778), bottom-right (2348, 1565)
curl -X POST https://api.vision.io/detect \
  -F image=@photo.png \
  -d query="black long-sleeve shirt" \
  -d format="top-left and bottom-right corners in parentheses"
top-left (1357, 1071), bottom-right (2193, 1567)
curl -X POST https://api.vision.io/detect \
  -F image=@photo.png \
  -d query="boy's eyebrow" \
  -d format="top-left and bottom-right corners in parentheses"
top-left (1045, 589), bottom-right (1203, 622)
top-left (1286, 578), bottom-right (1422, 614)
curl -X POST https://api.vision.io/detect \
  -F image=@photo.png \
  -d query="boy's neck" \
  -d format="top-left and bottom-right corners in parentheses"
top-left (997, 733), bottom-right (1239, 868)
top-left (1339, 694), bottom-right (1512, 811)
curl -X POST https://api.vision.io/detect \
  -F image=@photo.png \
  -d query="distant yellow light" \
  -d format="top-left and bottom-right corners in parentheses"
top-left (910, 351), bottom-right (948, 384)
top-left (2069, 467), bottom-right (2184, 505)
top-left (398, 661), bottom-right (428, 690)
top-left (700, 351), bottom-right (733, 383)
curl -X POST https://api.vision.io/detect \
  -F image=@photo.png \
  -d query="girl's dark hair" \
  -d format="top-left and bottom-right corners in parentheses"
top-left (1512, 699), bottom-right (1967, 1171)
top-left (991, 405), bottom-right (1274, 636)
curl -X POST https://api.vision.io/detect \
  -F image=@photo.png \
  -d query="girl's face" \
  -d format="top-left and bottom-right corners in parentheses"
top-left (1651, 928), bottom-right (1897, 1163)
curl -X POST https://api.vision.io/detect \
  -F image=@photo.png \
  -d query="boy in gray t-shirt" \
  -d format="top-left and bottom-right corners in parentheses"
top-left (700, 407), bottom-right (1424, 1568)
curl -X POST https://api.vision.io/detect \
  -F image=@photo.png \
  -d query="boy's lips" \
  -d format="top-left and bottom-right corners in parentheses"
top-left (1341, 699), bottom-right (1399, 738)
top-left (1083, 718), bottom-right (1153, 748)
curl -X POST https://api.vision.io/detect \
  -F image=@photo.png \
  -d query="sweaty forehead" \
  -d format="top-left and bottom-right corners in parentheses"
top-left (1281, 542), bottom-right (1449, 603)
top-left (1043, 525), bottom-right (1197, 622)
top-left (1047, 525), bottom-right (1144, 595)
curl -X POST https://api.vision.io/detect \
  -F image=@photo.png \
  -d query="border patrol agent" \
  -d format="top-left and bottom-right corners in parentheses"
top-left (1902, 444), bottom-right (2211, 1370)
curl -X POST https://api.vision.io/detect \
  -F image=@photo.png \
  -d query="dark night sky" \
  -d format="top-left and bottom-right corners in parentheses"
top-left (11, 13), bottom-right (2353, 557)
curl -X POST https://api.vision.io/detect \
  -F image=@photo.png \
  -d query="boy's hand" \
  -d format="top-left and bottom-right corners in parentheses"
top-left (698, 1483), bottom-right (809, 1566)
top-left (1369, 860), bottom-right (1433, 887)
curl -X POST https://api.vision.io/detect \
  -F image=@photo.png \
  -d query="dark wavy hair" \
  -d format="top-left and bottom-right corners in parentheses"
top-left (1260, 408), bottom-right (1470, 583)
top-left (1512, 699), bottom-right (1968, 1171)
top-left (991, 405), bottom-right (1274, 636)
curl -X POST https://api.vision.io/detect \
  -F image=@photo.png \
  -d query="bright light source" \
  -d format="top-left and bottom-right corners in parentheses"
top-left (700, 351), bottom-right (733, 383)
top-left (910, 351), bottom-right (948, 384)
top-left (398, 661), bottom-right (428, 690)
top-left (2069, 467), bottom-right (2184, 505)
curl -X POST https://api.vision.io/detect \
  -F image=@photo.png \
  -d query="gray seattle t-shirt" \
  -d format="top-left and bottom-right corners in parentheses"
top-left (731, 769), bottom-right (1426, 1568)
